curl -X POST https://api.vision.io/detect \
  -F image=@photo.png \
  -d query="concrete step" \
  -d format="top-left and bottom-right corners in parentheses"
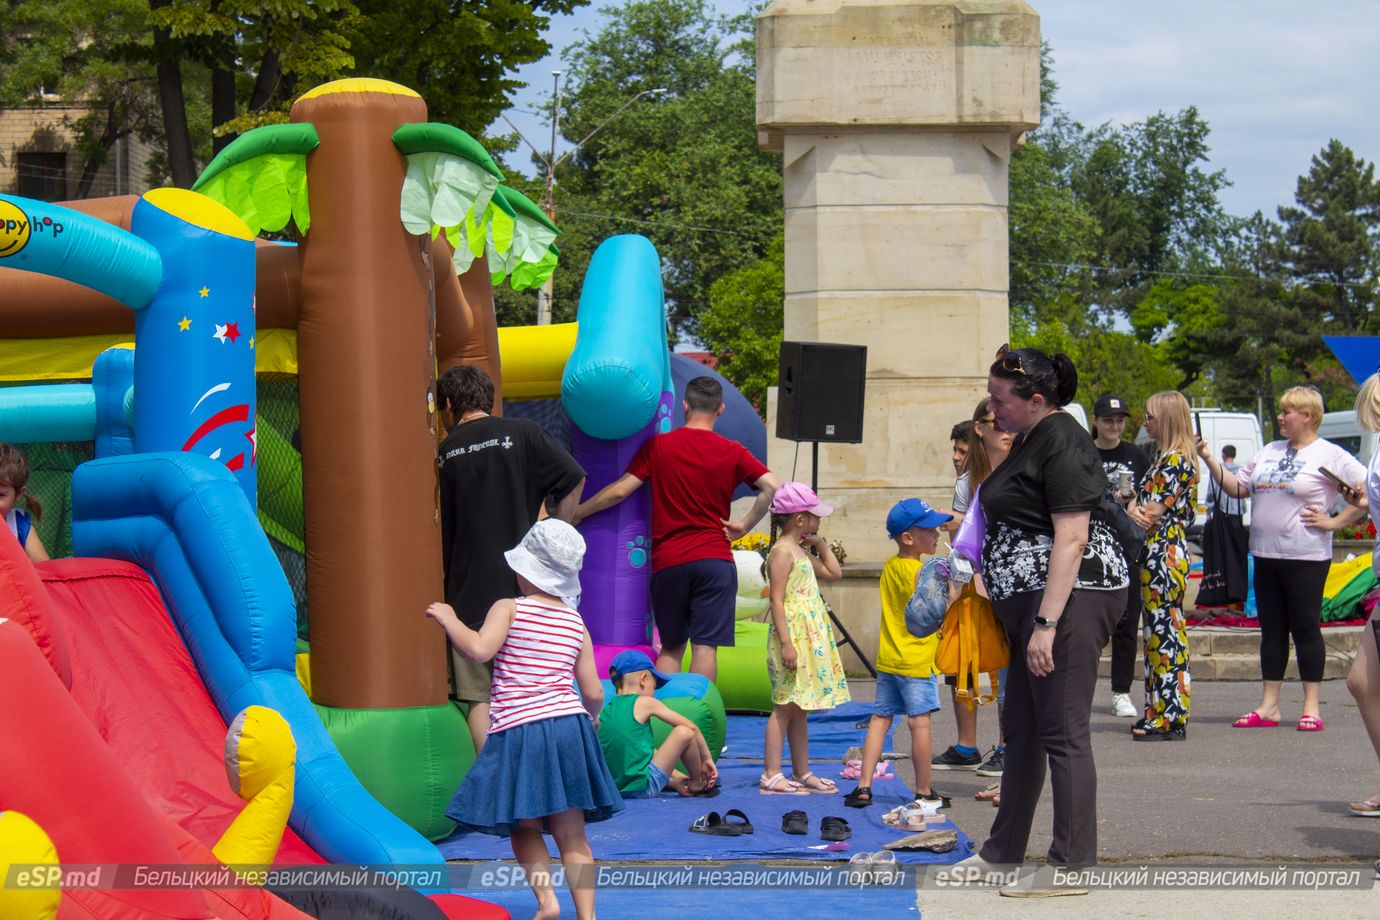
top-left (1097, 625), bottom-right (1366, 681)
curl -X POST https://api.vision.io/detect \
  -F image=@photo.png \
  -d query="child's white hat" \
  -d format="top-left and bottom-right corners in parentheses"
top-left (504, 519), bottom-right (585, 608)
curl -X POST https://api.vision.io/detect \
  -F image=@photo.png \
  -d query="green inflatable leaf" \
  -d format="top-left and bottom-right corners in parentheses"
top-left (192, 124), bottom-right (319, 235)
top-left (487, 186), bottom-right (561, 288)
top-left (394, 123), bottom-right (511, 273)
top-left (510, 244), bottom-right (560, 291)
top-left (392, 123), bottom-right (503, 180)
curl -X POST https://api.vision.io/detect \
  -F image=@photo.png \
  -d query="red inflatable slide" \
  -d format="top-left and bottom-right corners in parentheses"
top-left (0, 531), bottom-right (503, 919)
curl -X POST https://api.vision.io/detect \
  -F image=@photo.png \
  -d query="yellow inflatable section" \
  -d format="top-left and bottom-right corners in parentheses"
top-left (214, 706), bottom-right (296, 870)
top-left (0, 811), bottom-right (61, 920)
top-left (4, 324), bottom-right (577, 398)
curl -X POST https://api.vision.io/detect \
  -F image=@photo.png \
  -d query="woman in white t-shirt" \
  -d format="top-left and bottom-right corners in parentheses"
top-left (1198, 386), bottom-right (1367, 732)
top-left (1337, 375), bottom-right (1380, 834)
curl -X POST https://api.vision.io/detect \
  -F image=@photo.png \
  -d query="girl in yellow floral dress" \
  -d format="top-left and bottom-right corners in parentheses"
top-left (760, 482), bottom-right (851, 794)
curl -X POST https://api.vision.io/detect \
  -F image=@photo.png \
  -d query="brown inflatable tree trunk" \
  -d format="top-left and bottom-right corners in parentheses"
top-left (291, 84), bottom-right (446, 709)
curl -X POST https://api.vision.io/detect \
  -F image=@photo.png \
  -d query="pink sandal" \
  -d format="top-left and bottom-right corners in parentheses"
top-left (1348, 799), bottom-right (1380, 817)
top-left (791, 771), bottom-right (838, 794)
top-left (759, 772), bottom-right (809, 795)
top-left (1231, 711), bottom-right (1279, 728)
top-left (1296, 714), bottom-right (1325, 732)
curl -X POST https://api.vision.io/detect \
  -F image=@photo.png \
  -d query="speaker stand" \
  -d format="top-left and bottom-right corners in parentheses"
top-left (811, 441), bottom-right (877, 679)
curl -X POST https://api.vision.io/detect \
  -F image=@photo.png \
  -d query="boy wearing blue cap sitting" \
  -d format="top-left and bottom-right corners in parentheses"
top-left (599, 650), bottom-right (719, 798)
top-left (844, 498), bottom-right (952, 811)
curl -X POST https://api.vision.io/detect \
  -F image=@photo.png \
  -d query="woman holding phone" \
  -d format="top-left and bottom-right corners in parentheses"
top-left (1123, 392), bottom-right (1199, 740)
top-left (1198, 386), bottom-right (1367, 732)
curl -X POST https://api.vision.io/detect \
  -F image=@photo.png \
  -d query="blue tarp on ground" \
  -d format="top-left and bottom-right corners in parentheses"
top-left (438, 704), bottom-right (971, 866)
top-left (723, 701), bottom-right (896, 760)
top-left (451, 868), bottom-right (921, 918)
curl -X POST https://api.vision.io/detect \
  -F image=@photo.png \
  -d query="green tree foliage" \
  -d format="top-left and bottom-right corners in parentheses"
top-left (0, 0), bottom-right (163, 197)
top-left (1276, 139), bottom-right (1380, 333)
top-left (1007, 138), bottom-right (1097, 326)
top-left (1062, 107), bottom-right (1231, 320)
top-left (147, 0), bottom-right (358, 186)
top-left (346, 0), bottom-right (591, 138)
top-left (515, 0), bottom-right (781, 335)
top-left (699, 233), bottom-right (783, 410)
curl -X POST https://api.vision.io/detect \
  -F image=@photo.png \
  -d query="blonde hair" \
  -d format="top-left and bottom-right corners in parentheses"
top-left (1356, 374), bottom-right (1380, 433)
top-left (962, 398), bottom-right (995, 487)
top-left (1279, 385), bottom-right (1324, 432)
top-left (1145, 391), bottom-right (1198, 466)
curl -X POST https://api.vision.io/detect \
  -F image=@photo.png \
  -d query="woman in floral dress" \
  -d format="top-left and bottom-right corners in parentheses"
top-left (1126, 391), bottom-right (1199, 740)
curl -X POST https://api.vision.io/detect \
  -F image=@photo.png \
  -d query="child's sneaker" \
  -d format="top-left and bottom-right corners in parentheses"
top-left (1111, 692), bottom-right (1137, 718)
top-left (976, 745), bottom-right (1005, 777)
top-left (931, 745), bottom-right (982, 770)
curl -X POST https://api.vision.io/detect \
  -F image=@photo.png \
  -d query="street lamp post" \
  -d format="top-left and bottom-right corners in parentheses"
top-left (503, 76), bottom-right (666, 324)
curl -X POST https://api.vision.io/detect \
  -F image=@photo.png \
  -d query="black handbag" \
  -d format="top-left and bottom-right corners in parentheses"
top-left (1098, 492), bottom-right (1146, 561)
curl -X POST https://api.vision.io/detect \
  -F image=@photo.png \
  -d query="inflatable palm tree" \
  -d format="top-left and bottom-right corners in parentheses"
top-left (192, 78), bottom-right (559, 837)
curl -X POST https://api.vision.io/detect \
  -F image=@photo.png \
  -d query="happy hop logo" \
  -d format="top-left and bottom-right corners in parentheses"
top-left (0, 199), bottom-right (64, 258)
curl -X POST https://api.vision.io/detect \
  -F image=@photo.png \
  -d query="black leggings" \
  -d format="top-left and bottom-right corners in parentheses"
top-left (1252, 556), bottom-right (1332, 682)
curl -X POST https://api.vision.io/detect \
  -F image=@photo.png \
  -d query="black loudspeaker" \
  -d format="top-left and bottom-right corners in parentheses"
top-left (776, 341), bottom-right (867, 443)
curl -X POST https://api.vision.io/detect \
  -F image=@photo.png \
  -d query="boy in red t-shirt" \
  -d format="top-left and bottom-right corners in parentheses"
top-left (575, 376), bottom-right (779, 679)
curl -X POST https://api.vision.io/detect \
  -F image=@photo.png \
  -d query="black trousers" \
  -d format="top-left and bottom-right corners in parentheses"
top-left (1252, 556), bottom-right (1332, 682)
top-left (1109, 562), bottom-right (1142, 694)
top-left (980, 587), bottom-right (1124, 868)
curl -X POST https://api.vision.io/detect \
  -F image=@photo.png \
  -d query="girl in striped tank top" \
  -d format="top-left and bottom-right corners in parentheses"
top-left (427, 519), bottom-right (623, 920)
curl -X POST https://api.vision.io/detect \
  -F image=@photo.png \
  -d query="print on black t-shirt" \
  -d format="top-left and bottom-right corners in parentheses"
top-left (438, 416), bottom-right (585, 627)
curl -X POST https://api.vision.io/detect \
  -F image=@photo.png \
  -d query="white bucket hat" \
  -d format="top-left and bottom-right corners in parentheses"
top-left (504, 519), bottom-right (586, 608)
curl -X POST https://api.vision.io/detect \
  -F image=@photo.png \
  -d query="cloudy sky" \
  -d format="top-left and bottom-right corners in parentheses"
top-left (494, 0), bottom-right (1380, 219)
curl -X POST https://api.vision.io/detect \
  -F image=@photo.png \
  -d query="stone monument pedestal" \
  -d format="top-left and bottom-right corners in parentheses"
top-left (758, 0), bottom-right (1040, 562)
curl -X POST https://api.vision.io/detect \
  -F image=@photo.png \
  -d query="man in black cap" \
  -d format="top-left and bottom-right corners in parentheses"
top-left (1092, 393), bottom-right (1151, 719)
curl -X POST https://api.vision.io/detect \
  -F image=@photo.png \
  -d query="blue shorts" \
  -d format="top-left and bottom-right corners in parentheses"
top-left (651, 559), bottom-right (737, 649)
top-left (622, 762), bottom-right (671, 799)
top-left (873, 671), bottom-right (941, 718)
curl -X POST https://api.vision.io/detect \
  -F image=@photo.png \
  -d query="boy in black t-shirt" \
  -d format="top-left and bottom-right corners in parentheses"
top-left (437, 366), bottom-right (586, 753)
top-left (1092, 394), bottom-right (1151, 719)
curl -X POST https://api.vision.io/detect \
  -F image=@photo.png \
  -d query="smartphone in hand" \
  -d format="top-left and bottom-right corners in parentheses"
top-left (1318, 466), bottom-right (1348, 489)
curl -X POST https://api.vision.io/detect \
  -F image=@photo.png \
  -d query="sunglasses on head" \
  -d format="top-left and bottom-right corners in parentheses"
top-left (995, 342), bottom-right (1026, 376)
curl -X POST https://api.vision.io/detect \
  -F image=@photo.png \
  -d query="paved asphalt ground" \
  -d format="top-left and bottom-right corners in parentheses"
top-left (847, 677), bottom-right (1380, 918)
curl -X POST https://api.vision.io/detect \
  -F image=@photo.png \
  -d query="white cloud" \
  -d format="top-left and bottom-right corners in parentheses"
top-left (1041, 0), bottom-right (1380, 215)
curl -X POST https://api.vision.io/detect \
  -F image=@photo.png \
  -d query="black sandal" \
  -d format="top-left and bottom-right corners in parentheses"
top-left (723, 808), bottom-right (753, 834)
top-left (690, 812), bottom-right (742, 836)
top-left (1132, 725), bottom-right (1186, 742)
top-left (781, 809), bottom-right (808, 835)
top-left (820, 816), bottom-right (852, 841)
top-left (843, 785), bottom-right (872, 808)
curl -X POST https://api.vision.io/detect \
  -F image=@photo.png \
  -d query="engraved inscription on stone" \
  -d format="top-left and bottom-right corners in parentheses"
top-left (848, 48), bottom-right (952, 100)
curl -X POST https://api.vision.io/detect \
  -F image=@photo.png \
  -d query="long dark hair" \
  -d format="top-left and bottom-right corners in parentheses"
top-left (989, 346), bottom-right (1078, 408)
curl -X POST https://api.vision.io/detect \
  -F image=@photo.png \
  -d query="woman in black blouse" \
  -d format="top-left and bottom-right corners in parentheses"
top-left (976, 345), bottom-right (1129, 871)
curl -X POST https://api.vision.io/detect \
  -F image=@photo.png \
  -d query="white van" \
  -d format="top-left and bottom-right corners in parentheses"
top-left (1136, 409), bottom-right (1264, 530)
top-left (1318, 410), bottom-right (1376, 468)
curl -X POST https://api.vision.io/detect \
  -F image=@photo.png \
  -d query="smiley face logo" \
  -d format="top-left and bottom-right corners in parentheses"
top-left (0, 200), bottom-right (31, 257)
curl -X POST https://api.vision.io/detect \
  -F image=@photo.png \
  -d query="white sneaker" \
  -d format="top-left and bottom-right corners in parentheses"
top-left (1111, 693), bottom-right (1137, 718)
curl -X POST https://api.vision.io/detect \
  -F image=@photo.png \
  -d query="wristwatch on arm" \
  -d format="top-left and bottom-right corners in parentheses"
top-left (1033, 615), bottom-right (1059, 629)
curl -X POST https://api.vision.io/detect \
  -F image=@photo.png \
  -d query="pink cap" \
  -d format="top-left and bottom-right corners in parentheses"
top-left (771, 481), bottom-right (833, 517)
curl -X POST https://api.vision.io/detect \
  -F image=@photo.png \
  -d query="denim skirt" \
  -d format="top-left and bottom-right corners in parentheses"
top-left (445, 713), bottom-right (625, 837)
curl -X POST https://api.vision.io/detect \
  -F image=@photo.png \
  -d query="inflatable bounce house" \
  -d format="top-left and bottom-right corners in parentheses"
top-left (0, 76), bottom-right (771, 908)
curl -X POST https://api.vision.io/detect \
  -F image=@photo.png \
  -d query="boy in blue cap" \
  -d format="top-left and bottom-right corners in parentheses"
top-left (845, 498), bottom-right (952, 811)
top-left (598, 650), bottom-right (719, 798)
